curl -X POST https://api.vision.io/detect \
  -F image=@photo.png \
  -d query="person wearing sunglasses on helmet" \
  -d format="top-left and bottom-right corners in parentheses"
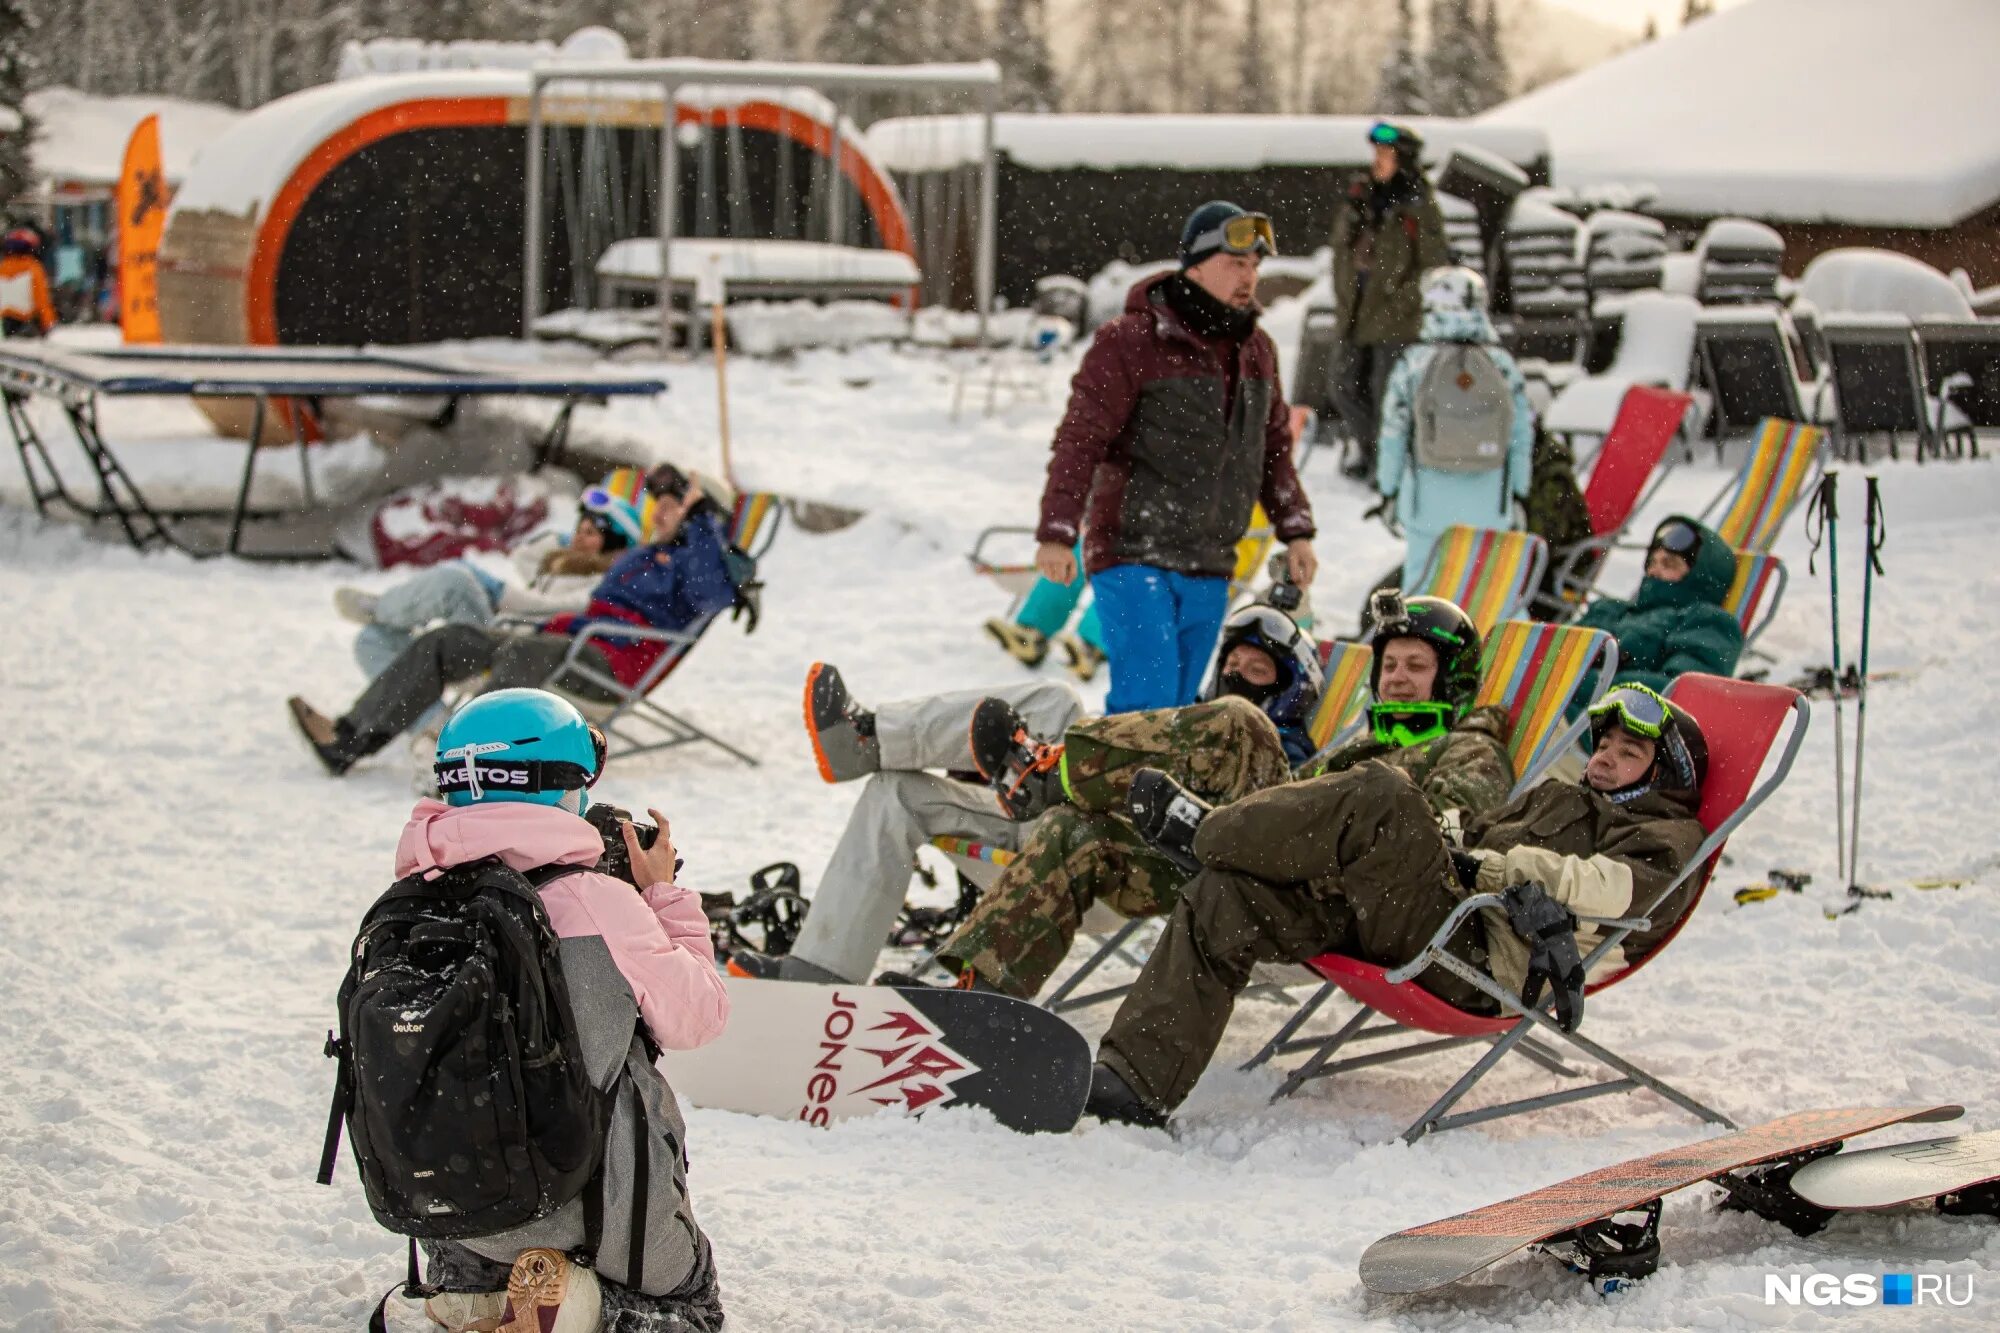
top-left (913, 593), bottom-right (1515, 1000)
top-left (330, 475), bottom-right (650, 711)
top-left (1332, 122), bottom-right (1450, 479)
top-left (1376, 266), bottom-right (1536, 590)
top-left (1082, 681), bottom-right (1709, 1130)
top-left (288, 463), bottom-right (738, 777)
top-left (378, 689), bottom-right (728, 1333)
top-left (1578, 515), bottom-right (1744, 697)
top-left (1033, 200), bottom-right (1317, 717)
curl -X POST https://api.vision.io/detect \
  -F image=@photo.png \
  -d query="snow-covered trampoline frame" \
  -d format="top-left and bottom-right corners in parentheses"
top-left (0, 343), bottom-right (665, 559)
top-left (524, 59), bottom-right (1001, 355)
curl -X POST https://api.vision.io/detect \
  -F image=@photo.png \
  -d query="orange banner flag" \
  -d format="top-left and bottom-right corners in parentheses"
top-left (116, 114), bottom-right (166, 343)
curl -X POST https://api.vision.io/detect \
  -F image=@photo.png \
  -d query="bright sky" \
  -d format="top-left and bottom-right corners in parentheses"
top-left (1539, 0), bottom-right (1752, 35)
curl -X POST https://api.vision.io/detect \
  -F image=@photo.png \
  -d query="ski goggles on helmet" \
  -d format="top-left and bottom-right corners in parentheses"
top-left (1369, 122), bottom-right (1411, 147)
top-left (645, 463), bottom-right (691, 501)
top-left (1371, 700), bottom-right (1453, 749)
top-left (1587, 684), bottom-right (1671, 740)
top-left (1187, 212), bottom-right (1277, 258)
top-left (435, 726), bottom-right (608, 801)
top-left (1650, 520), bottom-right (1701, 557)
top-left (1228, 605), bottom-right (1307, 656)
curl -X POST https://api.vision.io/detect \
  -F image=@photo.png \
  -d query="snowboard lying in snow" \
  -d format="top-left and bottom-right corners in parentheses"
top-left (1359, 1105), bottom-right (1964, 1296)
top-left (656, 977), bottom-right (1092, 1134)
top-left (1790, 1128), bottom-right (2000, 1213)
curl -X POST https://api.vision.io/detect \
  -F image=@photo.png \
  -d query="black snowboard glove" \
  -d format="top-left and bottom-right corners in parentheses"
top-left (1500, 881), bottom-right (1586, 1032)
top-left (1449, 849), bottom-right (1483, 890)
top-left (1126, 769), bottom-right (1210, 877)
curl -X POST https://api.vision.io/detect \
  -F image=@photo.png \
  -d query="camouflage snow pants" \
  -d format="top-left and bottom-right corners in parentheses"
top-left (938, 696), bottom-right (1293, 998)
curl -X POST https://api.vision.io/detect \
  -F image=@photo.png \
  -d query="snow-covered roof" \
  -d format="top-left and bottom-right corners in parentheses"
top-left (169, 70), bottom-right (876, 226)
top-left (1479, 0), bottom-right (2000, 228)
top-left (25, 87), bottom-right (244, 190)
top-left (866, 114), bottom-right (1548, 174)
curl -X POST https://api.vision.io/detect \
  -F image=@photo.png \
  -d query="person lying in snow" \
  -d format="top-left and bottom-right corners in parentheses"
top-left (724, 603), bottom-right (1325, 987)
top-left (1082, 683), bottom-right (1709, 1130)
top-left (1579, 515), bottom-right (1745, 694)
top-left (287, 465), bottom-right (736, 777)
top-left (369, 690), bottom-right (728, 1332)
top-left (333, 480), bottom-right (648, 719)
top-left (912, 594), bottom-right (1516, 1001)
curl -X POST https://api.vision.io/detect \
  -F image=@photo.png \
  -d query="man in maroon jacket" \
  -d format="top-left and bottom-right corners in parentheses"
top-left (1034, 202), bottom-right (1317, 712)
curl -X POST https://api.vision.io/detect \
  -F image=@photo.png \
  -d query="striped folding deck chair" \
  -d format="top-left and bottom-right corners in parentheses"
top-left (529, 488), bottom-right (782, 766)
top-left (1305, 639), bottom-right (1375, 757)
top-left (1242, 618), bottom-right (1618, 1051)
top-left (1411, 526), bottom-right (1550, 635)
top-left (1471, 619), bottom-right (1620, 796)
top-left (1700, 418), bottom-right (1826, 554)
top-left (1722, 549), bottom-right (1788, 660)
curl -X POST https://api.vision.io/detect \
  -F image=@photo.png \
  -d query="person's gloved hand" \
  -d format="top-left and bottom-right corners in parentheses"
top-left (1500, 881), bottom-right (1586, 1032)
top-left (1449, 849), bottom-right (1483, 890)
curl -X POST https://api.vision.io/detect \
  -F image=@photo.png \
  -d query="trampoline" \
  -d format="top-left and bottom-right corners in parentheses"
top-left (0, 343), bottom-right (666, 559)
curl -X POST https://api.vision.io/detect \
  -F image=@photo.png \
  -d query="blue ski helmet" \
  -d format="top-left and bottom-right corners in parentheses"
top-left (579, 485), bottom-right (645, 549)
top-left (434, 688), bottom-right (605, 812)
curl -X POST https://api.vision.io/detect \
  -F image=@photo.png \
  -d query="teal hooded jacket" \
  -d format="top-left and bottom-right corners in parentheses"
top-left (1578, 516), bottom-right (1744, 694)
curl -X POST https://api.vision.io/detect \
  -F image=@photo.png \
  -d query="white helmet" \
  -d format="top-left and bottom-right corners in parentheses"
top-left (1420, 265), bottom-right (1490, 318)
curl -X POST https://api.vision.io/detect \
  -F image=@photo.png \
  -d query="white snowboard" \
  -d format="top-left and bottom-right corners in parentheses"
top-left (1791, 1129), bottom-right (2000, 1210)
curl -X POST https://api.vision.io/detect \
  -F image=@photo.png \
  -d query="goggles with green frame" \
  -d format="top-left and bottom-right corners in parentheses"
top-left (1370, 700), bottom-right (1454, 748)
top-left (1188, 212), bottom-right (1278, 259)
top-left (1587, 683), bottom-right (1671, 740)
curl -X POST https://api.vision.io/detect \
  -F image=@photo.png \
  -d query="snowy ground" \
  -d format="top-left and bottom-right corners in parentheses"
top-left (1, 325), bottom-right (1996, 1331)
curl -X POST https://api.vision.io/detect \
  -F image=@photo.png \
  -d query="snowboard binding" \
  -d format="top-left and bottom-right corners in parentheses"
top-left (1537, 1197), bottom-right (1662, 1294)
top-left (1714, 1145), bottom-right (1841, 1236)
top-left (708, 863), bottom-right (811, 960)
top-left (887, 870), bottom-right (983, 952)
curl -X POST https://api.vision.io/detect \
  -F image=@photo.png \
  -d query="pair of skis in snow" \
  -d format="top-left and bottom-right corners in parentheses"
top-left (1361, 1105), bottom-right (1997, 1296)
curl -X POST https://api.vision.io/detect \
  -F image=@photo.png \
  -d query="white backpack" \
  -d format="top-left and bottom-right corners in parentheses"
top-left (1412, 345), bottom-right (1514, 476)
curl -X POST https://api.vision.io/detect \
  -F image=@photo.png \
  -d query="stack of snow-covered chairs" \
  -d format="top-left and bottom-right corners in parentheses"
top-left (1438, 193), bottom-right (1486, 277)
top-left (1544, 291), bottom-right (1701, 440)
top-left (1583, 210), bottom-right (1668, 303)
top-left (1696, 218), bottom-right (1785, 306)
top-left (1692, 306), bottom-right (1821, 447)
top-left (1503, 196), bottom-right (1588, 322)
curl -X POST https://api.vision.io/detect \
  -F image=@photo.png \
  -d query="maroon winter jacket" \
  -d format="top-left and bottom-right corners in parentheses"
top-left (1035, 273), bottom-right (1314, 579)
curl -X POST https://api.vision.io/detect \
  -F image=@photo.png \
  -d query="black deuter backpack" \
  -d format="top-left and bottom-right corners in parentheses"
top-left (317, 858), bottom-right (607, 1242)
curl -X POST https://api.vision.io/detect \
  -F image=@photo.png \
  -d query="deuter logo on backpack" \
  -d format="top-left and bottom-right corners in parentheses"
top-left (1414, 345), bottom-right (1513, 475)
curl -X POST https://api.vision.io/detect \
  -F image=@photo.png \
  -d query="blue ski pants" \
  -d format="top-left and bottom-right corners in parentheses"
top-left (1090, 563), bottom-right (1230, 714)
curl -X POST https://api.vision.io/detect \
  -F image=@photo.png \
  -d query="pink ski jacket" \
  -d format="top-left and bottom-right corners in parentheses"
top-left (394, 799), bottom-right (729, 1052)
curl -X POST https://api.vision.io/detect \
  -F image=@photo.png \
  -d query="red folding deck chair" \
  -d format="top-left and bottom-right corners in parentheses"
top-left (1260, 673), bottom-right (1809, 1141)
top-left (1538, 385), bottom-right (1692, 613)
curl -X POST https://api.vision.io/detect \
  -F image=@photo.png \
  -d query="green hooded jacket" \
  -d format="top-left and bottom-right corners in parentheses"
top-left (1578, 515), bottom-right (1744, 694)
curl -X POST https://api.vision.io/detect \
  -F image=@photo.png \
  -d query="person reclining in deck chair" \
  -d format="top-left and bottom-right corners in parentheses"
top-left (887, 594), bottom-right (1516, 1001)
top-left (1081, 683), bottom-right (1709, 1130)
top-left (287, 464), bottom-right (740, 777)
top-left (727, 603), bottom-right (1324, 987)
top-left (1579, 515), bottom-right (1743, 694)
top-left (332, 479), bottom-right (649, 722)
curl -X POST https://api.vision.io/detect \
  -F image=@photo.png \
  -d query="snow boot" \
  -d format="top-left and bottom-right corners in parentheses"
top-left (424, 1291), bottom-right (507, 1332)
top-left (984, 618), bottom-right (1049, 668)
top-left (875, 964), bottom-right (1002, 994)
top-left (1126, 768), bottom-right (1211, 877)
top-left (1057, 632), bottom-right (1107, 683)
top-left (803, 662), bottom-right (879, 784)
top-left (498, 1248), bottom-right (600, 1333)
top-left (332, 586), bottom-right (380, 625)
top-left (1083, 1063), bottom-right (1169, 1131)
top-left (726, 948), bottom-right (845, 984)
top-left (968, 696), bottom-right (1066, 821)
top-left (286, 696), bottom-right (375, 777)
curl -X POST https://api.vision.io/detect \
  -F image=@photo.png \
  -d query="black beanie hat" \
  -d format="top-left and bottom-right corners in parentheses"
top-left (1179, 200), bottom-right (1250, 269)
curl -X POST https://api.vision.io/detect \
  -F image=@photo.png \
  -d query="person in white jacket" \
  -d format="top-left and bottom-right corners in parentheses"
top-left (394, 689), bottom-right (730, 1333)
top-left (1375, 266), bottom-right (1536, 589)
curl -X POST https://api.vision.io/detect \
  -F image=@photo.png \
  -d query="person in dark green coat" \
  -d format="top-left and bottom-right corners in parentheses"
top-left (1579, 515), bottom-right (1744, 692)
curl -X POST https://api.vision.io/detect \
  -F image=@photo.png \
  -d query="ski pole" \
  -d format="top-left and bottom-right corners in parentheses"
top-left (1803, 471), bottom-right (1846, 885)
top-left (1847, 474), bottom-right (1886, 894)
